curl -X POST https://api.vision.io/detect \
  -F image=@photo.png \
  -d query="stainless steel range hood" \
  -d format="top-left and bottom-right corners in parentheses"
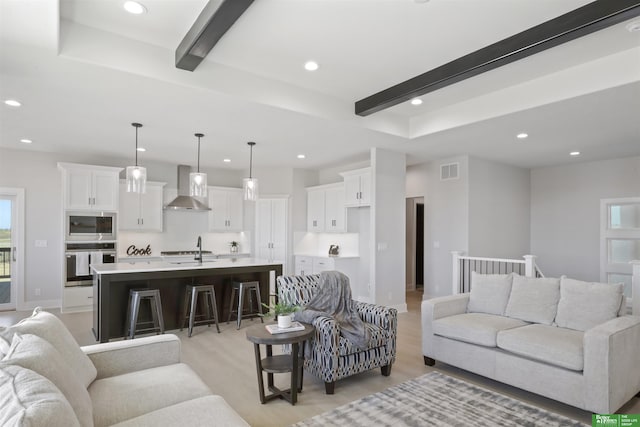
top-left (164, 165), bottom-right (211, 211)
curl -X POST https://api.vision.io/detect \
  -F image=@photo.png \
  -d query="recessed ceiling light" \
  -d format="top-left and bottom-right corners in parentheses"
top-left (124, 1), bottom-right (146, 14)
top-left (410, 98), bottom-right (423, 106)
top-left (570, 151), bottom-right (581, 156)
top-left (297, 154), bottom-right (306, 159)
top-left (4, 99), bottom-right (21, 107)
top-left (304, 61), bottom-right (319, 71)
top-left (20, 139), bottom-right (32, 144)
top-left (626, 21), bottom-right (640, 33)
top-left (516, 133), bottom-right (528, 139)
top-left (223, 158), bottom-right (231, 163)
top-left (136, 147), bottom-right (146, 152)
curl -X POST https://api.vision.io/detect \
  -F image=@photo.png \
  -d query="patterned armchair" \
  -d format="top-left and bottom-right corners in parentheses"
top-left (276, 274), bottom-right (398, 394)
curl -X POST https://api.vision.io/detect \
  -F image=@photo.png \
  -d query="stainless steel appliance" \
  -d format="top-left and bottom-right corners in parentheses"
top-left (65, 242), bottom-right (116, 287)
top-left (66, 212), bottom-right (116, 241)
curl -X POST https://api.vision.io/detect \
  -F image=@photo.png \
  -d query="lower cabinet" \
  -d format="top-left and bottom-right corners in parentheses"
top-left (62, 286), bottom-right (93, 313)
top-left (294, 255), bottom-right (359, 294)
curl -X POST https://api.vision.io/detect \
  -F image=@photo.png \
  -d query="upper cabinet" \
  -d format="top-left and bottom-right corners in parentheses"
top-left (58, 163), bottom-right (122, 211)
top-left (306, 183), bottom-right (345, 233)
top-left (119, 181), bottom-right (166, 232)
top-left (340, 167), bottom-right (371, 207)
top-left (208, 187), bottom-right (244, 232)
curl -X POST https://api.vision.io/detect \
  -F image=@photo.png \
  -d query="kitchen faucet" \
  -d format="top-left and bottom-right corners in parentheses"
top-left (195, 236), bottom-right (203, 263)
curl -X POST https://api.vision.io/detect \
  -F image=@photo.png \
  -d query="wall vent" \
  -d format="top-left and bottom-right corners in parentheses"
top-left (440, 162), bottom-right (459, 181)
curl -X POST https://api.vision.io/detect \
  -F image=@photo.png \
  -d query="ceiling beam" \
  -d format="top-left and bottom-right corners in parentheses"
top-left (355, 0), bottom-right (640, 116)
top-left (176, 0), bottom-right (254, 71)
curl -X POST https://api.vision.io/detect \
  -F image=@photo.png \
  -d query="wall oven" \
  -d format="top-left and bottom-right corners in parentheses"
top-left (66, 212), bottom-right (116, 241)
top-left (65, 242), bottom-right (116, 287)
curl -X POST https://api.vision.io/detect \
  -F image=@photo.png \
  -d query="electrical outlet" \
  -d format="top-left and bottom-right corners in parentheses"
top-left (35, 240), bottom-right (47, 248)
top-left (35, 288), bottom-right (41, 296)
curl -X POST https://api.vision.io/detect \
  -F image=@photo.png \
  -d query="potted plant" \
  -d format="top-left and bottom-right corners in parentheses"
top-left (261, 302), bottom-right (300, 328)
top-left (229, 241), bottom-right (239, 253)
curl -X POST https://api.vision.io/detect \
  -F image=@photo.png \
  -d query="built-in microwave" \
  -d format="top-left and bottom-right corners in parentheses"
top-left (66, 212), bottom-right (116, 241)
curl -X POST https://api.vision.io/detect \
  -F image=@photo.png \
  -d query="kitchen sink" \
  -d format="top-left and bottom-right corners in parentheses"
top-left (169, 260), bottom-right (217, 265)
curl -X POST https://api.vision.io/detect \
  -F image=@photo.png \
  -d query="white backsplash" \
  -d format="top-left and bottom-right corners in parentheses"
top-left (293, 232), bottom-right (359, 257)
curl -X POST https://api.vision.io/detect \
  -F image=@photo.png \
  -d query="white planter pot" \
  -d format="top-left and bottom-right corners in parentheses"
top-left (278, 314), bottom-right (293, 329)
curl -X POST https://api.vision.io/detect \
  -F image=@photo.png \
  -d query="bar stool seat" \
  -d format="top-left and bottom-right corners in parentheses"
top-left (227, 281), bottom-right (263, 329)
top-left (125, 288), bottom-right (164, 339)
top-left (181, 284), bottom-right (221, 337)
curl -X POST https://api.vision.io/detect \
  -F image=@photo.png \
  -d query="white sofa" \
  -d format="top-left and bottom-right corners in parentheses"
top-left (422, 273), bottom-right (640, 414)
top-left (0, 308), bottom-right (249, 427)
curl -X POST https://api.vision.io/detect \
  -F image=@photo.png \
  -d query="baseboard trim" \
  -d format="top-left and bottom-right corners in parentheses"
top-left (17, 299), bottom-right (61, 312)
top-left (389, 303), bottom-right (408, 313)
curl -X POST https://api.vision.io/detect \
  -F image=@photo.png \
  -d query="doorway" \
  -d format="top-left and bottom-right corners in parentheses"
top-left (405, 197), bottom-right (425, 292)
top-left (0, 188), bottom-right (24, 311)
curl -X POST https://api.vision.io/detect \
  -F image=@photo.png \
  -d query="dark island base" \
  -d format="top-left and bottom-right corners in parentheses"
top-left (93, 265), bottom-right (281, 342)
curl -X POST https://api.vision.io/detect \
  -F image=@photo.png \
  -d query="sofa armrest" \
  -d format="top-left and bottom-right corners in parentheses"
top-left (82, 334), bottom-right (181, 380)
top-left (584, 315), bottom-right (640, 413)
top-left (421, 294), bottom-right (470, 359)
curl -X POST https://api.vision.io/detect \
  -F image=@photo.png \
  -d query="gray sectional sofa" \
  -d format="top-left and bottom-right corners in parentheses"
top-left (0, 308), bottom-right (249, 427)
top-left (422, 272), bottom-right (640, 414)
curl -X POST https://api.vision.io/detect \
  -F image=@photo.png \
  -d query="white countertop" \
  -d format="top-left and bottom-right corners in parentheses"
top-left (294, 254), bottom-right (360, 259)
top-left (92, 258), bottom-right (282, 275)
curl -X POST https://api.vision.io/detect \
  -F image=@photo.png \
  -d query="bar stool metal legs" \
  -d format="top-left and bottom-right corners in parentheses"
top-left (227, 281), bottom-right (263, 329)
top-left (125, 289), bottom-right (164, 339)
top-left (181, 284), bottom-right (220, 337)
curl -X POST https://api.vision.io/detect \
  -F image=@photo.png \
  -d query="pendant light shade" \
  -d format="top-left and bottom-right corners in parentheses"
top-left (126, 123), bottom-right (147, 193)
top-left (243, 141), bottom-right (258, 201)
top-left (189, 133), bottom-right (207, 197)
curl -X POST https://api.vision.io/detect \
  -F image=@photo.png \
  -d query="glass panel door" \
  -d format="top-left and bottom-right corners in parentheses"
top-left (0, 196), bottom-right (15, 310)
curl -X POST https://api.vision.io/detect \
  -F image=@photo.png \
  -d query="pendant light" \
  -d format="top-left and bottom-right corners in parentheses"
top-left (126, 122), bottom-right (147, 193)
top-left (189, 133), bottom-right (207, 197)
top-left (243, 141), bottom-right (258, 201)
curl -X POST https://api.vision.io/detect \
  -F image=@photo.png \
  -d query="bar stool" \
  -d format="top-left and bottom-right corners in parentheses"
top-left (181, 284), bottom-right (221, 337)
top-left (125, 288), bottom-right (164, 339)
top-left (227, 281), bottom-right (263, 329)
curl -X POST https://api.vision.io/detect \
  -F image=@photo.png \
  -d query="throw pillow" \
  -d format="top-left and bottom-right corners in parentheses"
top-left (0, 364), bottom-right (81, 427)
top-left (467, 272), bottom-right (513, 316)
top-left (0, 307), bottom-right (97, 387)
top-left (1, 333), bottom-right (93, 427)
top-left (504, 275), bottom-right (560, 325)
top-left (555, 277), bottom-right (624, 331)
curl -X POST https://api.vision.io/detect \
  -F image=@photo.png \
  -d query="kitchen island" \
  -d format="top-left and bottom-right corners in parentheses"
top-left (91, 258), bottom-right (283, 342)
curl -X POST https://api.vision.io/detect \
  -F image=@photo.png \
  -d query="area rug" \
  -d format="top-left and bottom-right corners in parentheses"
top-left (292, 371), bottom-right (587, 427)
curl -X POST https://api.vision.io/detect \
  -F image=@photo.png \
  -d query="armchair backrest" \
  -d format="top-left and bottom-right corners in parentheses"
top-left (276, 274), bottom-right (321, 306)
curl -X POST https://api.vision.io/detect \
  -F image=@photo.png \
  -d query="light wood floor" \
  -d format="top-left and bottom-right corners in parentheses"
top-left (1, 292), bottom-right (638, 426)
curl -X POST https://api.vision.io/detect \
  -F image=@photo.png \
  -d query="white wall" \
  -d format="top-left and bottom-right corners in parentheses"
top-left (318, 160), bottom-right (370, 185)
top-left (424, 155), bottom-right (469, 298)
top-left (531, 156), bottom-right (640, 280)
top-left (371, 148), bottom-right (406, 310)
top-left (468, 157), bottom-right (530, 258)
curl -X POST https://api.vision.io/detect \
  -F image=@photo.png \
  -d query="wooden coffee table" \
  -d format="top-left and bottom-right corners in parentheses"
top-left (245, 322), bottom-right (314, 405)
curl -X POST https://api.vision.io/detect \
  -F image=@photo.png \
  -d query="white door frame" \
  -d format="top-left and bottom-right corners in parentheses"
top-left (0, 188), bottom-right (25, 311)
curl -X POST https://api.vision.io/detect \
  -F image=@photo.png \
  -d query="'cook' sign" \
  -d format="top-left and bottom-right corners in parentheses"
top-left (127, 244), bottom-right (152, 256)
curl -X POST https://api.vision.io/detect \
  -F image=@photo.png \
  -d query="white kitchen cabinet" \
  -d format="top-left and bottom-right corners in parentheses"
top-left (208, 187), bottom-right (244, 232)
top-left (306, 183), bottom-right (345, 233)
top-left (294, 256), bottom-right (360, 297)
top-left (340, 167), bottom-right (371, 207)
top-left (62, 286), bottom-right (93, 313)
top-left (294, 256), bottom-right (313, 275)
top-left (59, 163), bottom-right (122, 211)
top-left (256, 198), bottom-right (288, 270)
top-left (312, 256), bottom-right (334, 273)
top-left (119, 181), bottom-right (166, 232)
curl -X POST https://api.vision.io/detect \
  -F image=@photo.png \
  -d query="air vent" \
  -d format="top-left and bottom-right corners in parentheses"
top-left (440, 162), bottom-right (459, 181)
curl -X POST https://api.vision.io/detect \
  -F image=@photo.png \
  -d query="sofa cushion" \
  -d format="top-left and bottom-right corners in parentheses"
top-left (0, 364), bottom-right (81, 427)
top-left (109, 396), bottom-right (249, 427)
top-left (1, 333), bottom-right (93, 427)
top-left (467, 272), bottom-right (513, 316)
top-left (497, 324), bottom-right (584, 371)
top-left (433, 313), bottom-right (528, 347)
top-left (338, 322), bottom-right (386, 356)
top-left (0, 307), bottom-right (97, 387)
top-left (89, 363), bottom-right (211, 427)
top-left (555, 277), bottom-right (623, 331)
top-left (505, 275), bottom-right (560, 325)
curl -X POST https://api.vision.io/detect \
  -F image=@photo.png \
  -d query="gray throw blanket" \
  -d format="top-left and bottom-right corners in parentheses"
top-left (294, 271), bottom-right (370, 350)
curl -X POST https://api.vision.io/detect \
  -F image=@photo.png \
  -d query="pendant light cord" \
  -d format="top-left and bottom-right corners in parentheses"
top-left (197, 135), bottom-right (201, 173)
top-left (135, 126), bottom-right (139, 167)
top-left (249, 143), bottom-right (253, 179)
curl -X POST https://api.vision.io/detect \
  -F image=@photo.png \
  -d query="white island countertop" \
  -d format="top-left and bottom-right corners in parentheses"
top-left (92, 258), bottom-right (282, 275)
